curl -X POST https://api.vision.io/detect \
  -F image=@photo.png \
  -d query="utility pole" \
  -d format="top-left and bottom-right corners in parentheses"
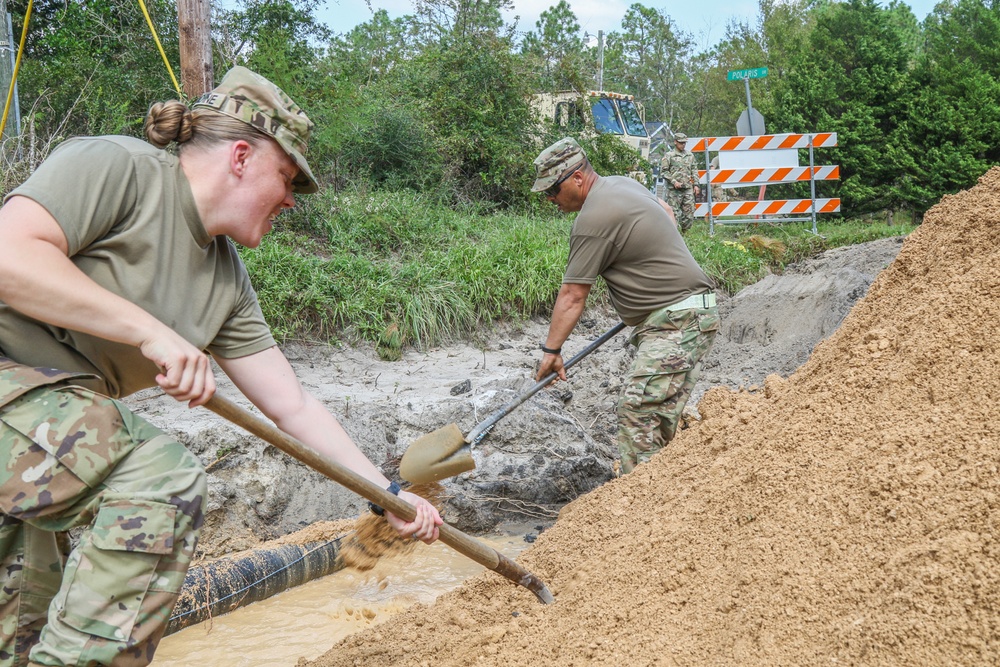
top-left (177, 0), bottom-right (213, 97)
top-left (0, 0), bottom-right (20, 140)
top-left (597, 30), bottom-right (604, 91)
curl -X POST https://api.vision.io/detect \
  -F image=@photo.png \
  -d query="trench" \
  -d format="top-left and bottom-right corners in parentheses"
top-left (154, 529), bottom-right (533, 666)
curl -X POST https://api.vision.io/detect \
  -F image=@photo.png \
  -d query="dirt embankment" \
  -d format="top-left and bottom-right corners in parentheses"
top-left (303, 171), bottom-right (1000, 665)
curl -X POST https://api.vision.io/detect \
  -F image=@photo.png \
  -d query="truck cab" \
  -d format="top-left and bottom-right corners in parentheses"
top-left (532, 90), bottom-right (651, 161)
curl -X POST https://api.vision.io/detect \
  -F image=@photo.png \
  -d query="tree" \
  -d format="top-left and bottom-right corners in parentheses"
top-left (213, 0), bottom-right (329, 73)
top-left (411, 0), bottom-right (514, 46)
top-left (769, 0), bottom-right (917, 214)
top-left (601, 4), bottom-right (694, 130)
top-left (325, 9), bottom-right (420, 84)
top-left (8, 0), bottom-right (181, 141)
top-left (901, 0), bottom-right (1000, 212)
top-left (520, 1), bottom-right (587, 91)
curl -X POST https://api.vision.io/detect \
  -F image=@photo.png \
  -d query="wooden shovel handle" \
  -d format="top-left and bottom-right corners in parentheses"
top-left (204, 394), bottom-right (555, 604)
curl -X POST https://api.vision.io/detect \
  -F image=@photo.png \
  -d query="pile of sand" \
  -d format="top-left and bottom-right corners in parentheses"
top-left (308, 170), bottom-right (1000, 666)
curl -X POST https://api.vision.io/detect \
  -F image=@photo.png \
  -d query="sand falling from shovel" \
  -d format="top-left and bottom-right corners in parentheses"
top-left (305, 169), bottom-right (1000, 667)
top-left (338, 483), bottom-right (446, 572)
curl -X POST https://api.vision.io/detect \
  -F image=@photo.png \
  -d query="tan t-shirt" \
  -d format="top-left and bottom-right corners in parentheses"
top-left (564, 176), bottom-right (714, 326)
top-left (0, 135), bottom-right (275, 397)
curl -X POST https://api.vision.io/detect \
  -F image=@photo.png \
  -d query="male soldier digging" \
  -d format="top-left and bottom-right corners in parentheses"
top-left (532, 137), bottom-right (719, 473)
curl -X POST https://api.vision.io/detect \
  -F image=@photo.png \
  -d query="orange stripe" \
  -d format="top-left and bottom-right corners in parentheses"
top-left (793, 201), bottom-right (811, 213)
top-left (722, 138), bottom-right (742, 151)
top-left (742, 169), bottom-right (763, 183)
top-left (750, 136), bottom-right (771, 150)
top-left (736, 202), bottom-right (756, 215)
top-left (717, 170), bottom-right (735, 183)
top-left (813, 133), bottom-right (832, 146)
top-left (774, 168), bottom-right (793, 181)
top-left (691, 140), bottom-right (707, 152)
top-left (830, 166), bottom-right (840, 179)
top-left (821, 199), bottom-right (840, 212)
top-left (764, 200), bottom-right (786, 214)
top-left (778, 134), bottom-right (801, 149)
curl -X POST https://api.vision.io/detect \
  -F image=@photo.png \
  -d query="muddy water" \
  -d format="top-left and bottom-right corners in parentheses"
top-left (153, 531), bottom-right (532, 666)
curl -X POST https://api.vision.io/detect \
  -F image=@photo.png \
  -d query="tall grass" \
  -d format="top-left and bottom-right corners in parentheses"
top-left (242, 190), bottom-right (917, 353)
top-left (242, 188), bottom-right (570, 356)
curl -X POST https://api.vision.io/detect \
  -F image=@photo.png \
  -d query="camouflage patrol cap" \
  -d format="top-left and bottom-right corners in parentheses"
top-left (531, 137), bottom-right (587, 192)
top-left (193, 66), bottom-right (318, 194)
top-left (674, 132), bottom-right (688, 142)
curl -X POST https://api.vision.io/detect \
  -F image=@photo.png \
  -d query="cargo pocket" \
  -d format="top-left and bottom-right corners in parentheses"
top-left (55, 498), bottom-right (176, 641)
top-left (697, 310), bottom-right (721, 334)
top-left (620, 371), bottom-right (688, 413)
top-left (0, 385), bottom-right (136, 489)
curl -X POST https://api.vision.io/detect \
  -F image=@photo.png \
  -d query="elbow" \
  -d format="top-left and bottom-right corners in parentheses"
top-left (559, 283), bottom-right (591, 310)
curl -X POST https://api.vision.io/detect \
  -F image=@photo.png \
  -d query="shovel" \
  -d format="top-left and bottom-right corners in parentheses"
top-left (399, 321), bottom-right (627, 485)
top-left (204, 394), bottom-right (555, 604)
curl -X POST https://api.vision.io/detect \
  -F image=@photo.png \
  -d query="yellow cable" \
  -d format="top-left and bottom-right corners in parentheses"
top-left (137, 0), bottom-right (183, 98)
top-left (1, 0), bottom-right (32, 139)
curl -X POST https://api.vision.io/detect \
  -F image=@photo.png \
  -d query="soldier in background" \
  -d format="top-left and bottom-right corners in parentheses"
top-left (661, 133), bottom-right (700, 232)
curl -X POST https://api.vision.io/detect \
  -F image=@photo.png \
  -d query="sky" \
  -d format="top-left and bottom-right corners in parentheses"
top-left (315, 0), bottom-right (942, 45)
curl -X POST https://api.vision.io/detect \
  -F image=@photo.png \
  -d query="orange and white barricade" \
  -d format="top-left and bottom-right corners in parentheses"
top-left (687, 132), bottom-right (839, 234)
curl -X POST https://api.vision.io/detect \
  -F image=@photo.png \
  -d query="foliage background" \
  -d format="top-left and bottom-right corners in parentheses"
top-left (8, 0), bottom-right (999, 214)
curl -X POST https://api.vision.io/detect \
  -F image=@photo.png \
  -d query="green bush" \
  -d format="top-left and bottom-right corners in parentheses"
top-left (336, 103), bottom-right (443, 191)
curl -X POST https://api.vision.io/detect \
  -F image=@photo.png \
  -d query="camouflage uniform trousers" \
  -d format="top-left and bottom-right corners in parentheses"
top-left (710, 184), bottom-right (728, 205)
top-left (0, 380), bottom-right (206, 667)
top-left (616, 303), bottom-right (720, 474)
top-left (666, 186), bottom-right (697, 232)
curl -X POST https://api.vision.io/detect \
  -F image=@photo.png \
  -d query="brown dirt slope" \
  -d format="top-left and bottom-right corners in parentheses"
top-left (307, 169), bottom-right (1000, 667)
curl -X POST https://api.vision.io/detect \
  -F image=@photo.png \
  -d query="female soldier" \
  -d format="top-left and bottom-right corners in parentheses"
top-left (0, 66), bottom-right (441, 667)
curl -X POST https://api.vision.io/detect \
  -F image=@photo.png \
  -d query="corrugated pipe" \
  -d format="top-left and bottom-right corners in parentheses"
top-left (165, 535), bottom-right (347, 635)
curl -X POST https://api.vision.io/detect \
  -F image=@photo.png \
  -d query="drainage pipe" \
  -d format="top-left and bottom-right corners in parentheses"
top-left (165, 537), bottom-right (345, 635)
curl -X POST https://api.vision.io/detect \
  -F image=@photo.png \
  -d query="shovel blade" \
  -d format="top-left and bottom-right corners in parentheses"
top-left (399, 423), bottom-right (475, 484)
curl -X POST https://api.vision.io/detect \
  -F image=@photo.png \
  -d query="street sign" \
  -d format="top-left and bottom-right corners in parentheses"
top-left (727, 67), bottom-right (769, 81)
top-left (737, 108), bottom-right (766, 136)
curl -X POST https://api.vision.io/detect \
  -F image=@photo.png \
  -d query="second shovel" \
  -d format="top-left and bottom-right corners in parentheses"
top-left (399, 322), bottom-right (626, 484)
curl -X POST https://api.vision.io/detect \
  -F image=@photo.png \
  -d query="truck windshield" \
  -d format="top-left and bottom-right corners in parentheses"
top-left (590, 98), bottom-right (624, 135)
top-left (618, 99), bottom-right (646, 137)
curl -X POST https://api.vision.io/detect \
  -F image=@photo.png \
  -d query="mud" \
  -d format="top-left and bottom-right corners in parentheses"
top-left (294, 170), bottom-right (1000, 665)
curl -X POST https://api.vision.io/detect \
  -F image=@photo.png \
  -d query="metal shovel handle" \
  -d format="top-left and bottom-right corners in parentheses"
top-left (204, 394), bottom-right (555, 604)
top-left (467, 321), bottom-right (627, 445)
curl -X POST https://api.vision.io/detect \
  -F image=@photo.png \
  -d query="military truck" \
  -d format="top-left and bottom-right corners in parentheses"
top-left (532, 90), bottom-right (651, 162)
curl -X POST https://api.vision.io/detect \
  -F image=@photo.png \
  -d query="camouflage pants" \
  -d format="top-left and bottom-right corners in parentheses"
top-left (616, 303), bottom-right (719, 474)
top-left (666, 186), bottom-right (696, 231)
top-left (710, 184), bottom-right (728, 204)
top-left (0, 383), bottom-right (206, 667)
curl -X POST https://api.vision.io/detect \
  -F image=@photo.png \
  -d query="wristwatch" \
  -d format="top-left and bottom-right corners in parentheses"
top-left (368, 481), bottom-right (402, 516)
